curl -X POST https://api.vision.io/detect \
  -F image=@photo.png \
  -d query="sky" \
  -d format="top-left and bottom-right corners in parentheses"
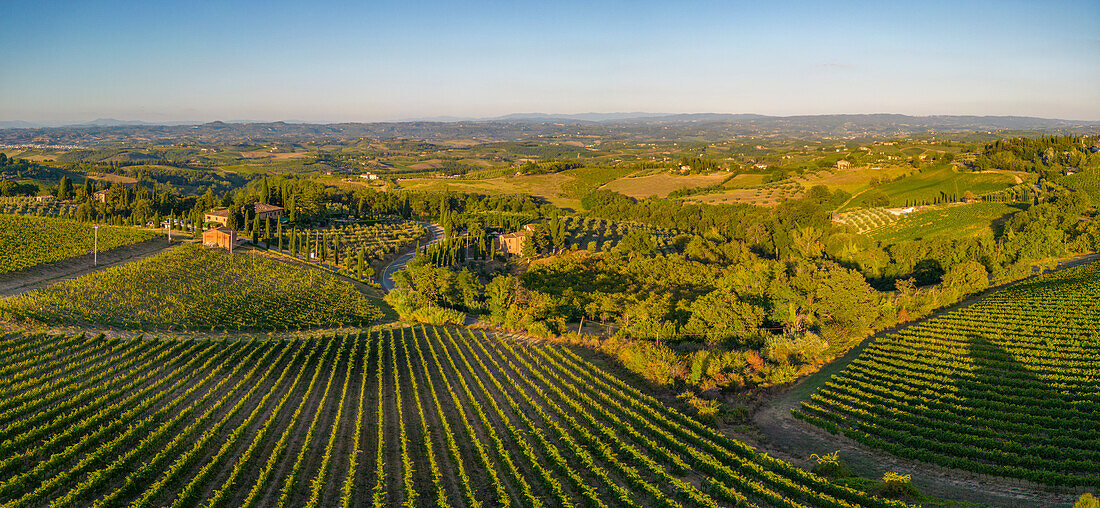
top-left (1, 0), bottom-right (1098, 124)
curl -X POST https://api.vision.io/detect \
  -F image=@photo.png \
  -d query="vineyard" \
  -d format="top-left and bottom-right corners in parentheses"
top-left (278, 220), bottom-right (424, 279)
top-left (0, 196), bottom-right (80, 218)
top-left (1060, 169), bottom-right (1100, 200)
top-left (796, 261), bottom-right (1100, 487)
top-left (0, 244), bottom-right (382, 331)
top-left (0, 326), bottom-right (910, 507)
top-left (0, 213), bottom-right (155, 274)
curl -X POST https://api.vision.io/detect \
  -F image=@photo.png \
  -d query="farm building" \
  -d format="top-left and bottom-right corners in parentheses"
top-left (205, 208), bottom-right (230, 225)
top-left (202, 227), bottom-right (239, 250)
top-left (496, 231), bottom-right (527, 256)
top-left (92, 189), bottom-right (109, 203)
top-left (253, 203), bottom-right (284, 221)
top-left (836, 160), bottom-right (851, 170)
top-left (359, 172), bottom-right (379, 180)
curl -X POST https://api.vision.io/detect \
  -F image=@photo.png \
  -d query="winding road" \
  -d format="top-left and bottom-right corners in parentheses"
top-left (381, 222), bottom-right (444, 292)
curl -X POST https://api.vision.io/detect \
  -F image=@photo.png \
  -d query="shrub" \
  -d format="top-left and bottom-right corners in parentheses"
top-left (880, 472), bottom-right (920, 499)
top-left (409, 306), bottom-right (465, 326)
top-left (1077, 494), bottom-right (1100, 508)
top-left (763, 329), bottom-right (828, 365)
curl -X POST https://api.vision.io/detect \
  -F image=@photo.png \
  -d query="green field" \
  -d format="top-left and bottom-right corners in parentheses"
top-left (867, 202), bottom-right (1022, 244)
top-left (856, 165), bottom-right (1023, 208)
top-left (0, 326), bottom-right (909, 507)
top-left (795, 261), bottom-right (1100, 486)
top-left (0, 244), bottom-right (382, 330)
top-left (0, 214), bottom-right (155, 274)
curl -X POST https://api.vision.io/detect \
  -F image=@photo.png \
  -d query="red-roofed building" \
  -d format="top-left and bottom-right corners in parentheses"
top-left (253, 203), bottom-right (284, 221)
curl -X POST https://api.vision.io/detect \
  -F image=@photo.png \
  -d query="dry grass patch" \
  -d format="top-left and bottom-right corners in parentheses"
top-left (601, 172), bottom-right (729, 198)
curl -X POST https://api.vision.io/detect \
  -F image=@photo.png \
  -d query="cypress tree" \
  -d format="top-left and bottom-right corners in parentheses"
top-left (357, 247), bottom-right (365, 279)
top-left (334, 234), bottom-right (341, 266)
top-left (277, 221), bottom-right (283, 251)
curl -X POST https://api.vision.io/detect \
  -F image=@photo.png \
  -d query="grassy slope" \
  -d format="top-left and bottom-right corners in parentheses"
top-left (867, 164), bottom-right (1021, 207)
top-left (396, 166), bottom-right (633, 210)
top-left (601, 172), bottom-right (729, 198)
top-left (868, 202), bottom-right (1022, 244)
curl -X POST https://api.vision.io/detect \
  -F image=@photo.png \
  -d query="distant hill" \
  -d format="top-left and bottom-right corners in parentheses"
top-left (0, 114), bottom-right (1096, 147)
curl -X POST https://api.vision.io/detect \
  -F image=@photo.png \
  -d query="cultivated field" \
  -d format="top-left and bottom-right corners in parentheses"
top-left (396, 172), bottom-right (584, 209)
top-left (0, 214), bottom-right (155, 274)
top-left (0, 244), bottom-right (382, 331)
top-left (796, 261), bottom-right (1100, 487)
top-left (864, 165), bottom-right (1022, 208)
top-left (601, 172), bottom-right (729, 198)
top-left (560, 216), bottom-right (680, 252)
top-left (866, 202), bottom-right (1021, 244)
top-left (832, 208), bottom-right (899, 235)
top-left (0, 326), bottom-right (910, 507)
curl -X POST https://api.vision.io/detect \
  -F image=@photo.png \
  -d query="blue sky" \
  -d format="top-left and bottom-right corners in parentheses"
top-left (1, 0), bottom-right (1098, 123)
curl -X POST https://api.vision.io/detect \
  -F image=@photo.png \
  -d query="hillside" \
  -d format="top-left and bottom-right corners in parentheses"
top-left (795, 261), bottom-right (1100, 487)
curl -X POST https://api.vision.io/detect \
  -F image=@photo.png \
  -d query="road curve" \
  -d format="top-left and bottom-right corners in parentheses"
top-left (381, 222), bottom-right (444, 292)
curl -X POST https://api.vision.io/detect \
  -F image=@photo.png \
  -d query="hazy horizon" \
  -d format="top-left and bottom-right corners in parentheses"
top-left (6, 111), bottom-right (1100, 129)
top-left (3, 0), bottom-right (1098, 124)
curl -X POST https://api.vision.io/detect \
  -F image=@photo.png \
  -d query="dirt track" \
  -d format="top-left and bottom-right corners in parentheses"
top-left (0, 237), bottom-right (178, 297)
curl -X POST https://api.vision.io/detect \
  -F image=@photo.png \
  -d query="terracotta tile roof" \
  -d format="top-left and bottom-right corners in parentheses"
top-left (206, 208), bottom-right (230, 217)
top-left (253, 203), bottom-right (283, 213)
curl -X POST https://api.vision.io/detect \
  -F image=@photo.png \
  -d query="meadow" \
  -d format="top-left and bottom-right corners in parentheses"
top-left (0, 326), bottom-right (910, 507)
top-left (0, 244), bottom-right (382, 331)
top-left (796, 261), bottom-right (1100, 487)
top-left (0, 213), bottom-right (155, 274)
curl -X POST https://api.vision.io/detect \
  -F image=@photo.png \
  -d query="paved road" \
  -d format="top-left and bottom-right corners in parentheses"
top-left (381, 222), bottom-right (444, 292)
